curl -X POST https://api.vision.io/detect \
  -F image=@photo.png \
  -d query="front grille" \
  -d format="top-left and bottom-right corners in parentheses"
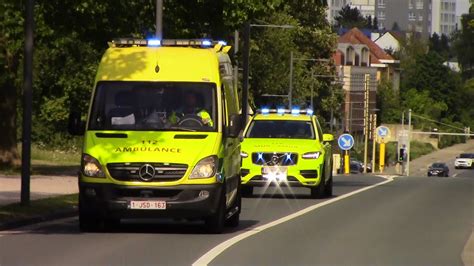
top-left (107, 162), bottom-right (187, 182)
top-left (114, 188), bottom-right (182, 198)
top-left (250, 175), bottom-right (298, 182)
top-left (251, 153), bottom-right (298, 166)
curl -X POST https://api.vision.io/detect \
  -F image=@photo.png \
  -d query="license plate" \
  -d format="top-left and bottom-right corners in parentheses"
top-left (129, 200), bottom-right (166, 210)
top-left (262, 166), bottom-right (288, 181)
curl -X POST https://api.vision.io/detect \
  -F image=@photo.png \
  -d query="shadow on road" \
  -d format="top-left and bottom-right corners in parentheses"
top-left (12, 218), bottom-right (260, 236)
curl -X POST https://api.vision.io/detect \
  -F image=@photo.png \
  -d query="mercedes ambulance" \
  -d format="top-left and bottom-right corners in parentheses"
top-left (69, 39), bottom-right (242, 233)
top-left (240, 108), bottom-right (334, 198)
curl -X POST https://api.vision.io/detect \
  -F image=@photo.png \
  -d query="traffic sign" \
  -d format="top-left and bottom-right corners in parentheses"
top-left (376, 126), bottom-right (390, 138)
top-left (376, 126), bottom-right (390, 144)
top-left (338, 134), bottom-right (354, 151)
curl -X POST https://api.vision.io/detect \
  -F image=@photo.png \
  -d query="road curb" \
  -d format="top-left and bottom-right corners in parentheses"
top-left (0, 206), bottom-right (77, 231)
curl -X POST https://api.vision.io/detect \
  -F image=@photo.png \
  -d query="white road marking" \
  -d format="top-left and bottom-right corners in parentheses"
top-left (193, 176), bottom-right (395, 266)
top-left (452, 173), bottom-right (458, 178)
top-left (0, 217), bottom-right (76, 237)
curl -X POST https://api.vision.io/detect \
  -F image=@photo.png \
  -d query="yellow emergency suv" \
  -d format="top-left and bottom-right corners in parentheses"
top-left (240, 108), bottom-right (334, 198)
top-left (68, 38), bottom-right (242, 233)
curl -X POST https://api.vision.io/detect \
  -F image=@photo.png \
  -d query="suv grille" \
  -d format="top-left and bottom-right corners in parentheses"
top-left (107, 162), bottom-right (187, 182)
top-left (251, 152), bottom-right (298, 166)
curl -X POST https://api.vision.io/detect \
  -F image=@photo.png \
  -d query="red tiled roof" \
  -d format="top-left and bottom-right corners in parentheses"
top-left (337, 27), bottom-right (394, 64)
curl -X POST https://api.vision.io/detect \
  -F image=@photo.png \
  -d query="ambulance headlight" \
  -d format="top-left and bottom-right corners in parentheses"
top-left (190, 156), bottom-right (217, 179)
top-left (82, 154), bottom-right (105, 178)
top-left (240, 151), bottom-right (249, 158)
top-left (302, 152), bottom-right (321, 159)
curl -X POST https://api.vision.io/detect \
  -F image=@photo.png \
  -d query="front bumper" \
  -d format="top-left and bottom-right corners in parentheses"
top-left (240, 166), bottom-right (322, 187)
top-left (79, 182), bottom-right (223, 219)
top-left (455, 161), bottom-right (472, 168)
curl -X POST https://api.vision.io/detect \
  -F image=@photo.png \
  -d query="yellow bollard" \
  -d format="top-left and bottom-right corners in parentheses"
top-left (379, 142), bottom-right (385, 173)
top-left (344, 151), bottom-right (350, 174)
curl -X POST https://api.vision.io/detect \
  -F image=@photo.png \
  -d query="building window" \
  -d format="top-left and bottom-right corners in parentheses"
top-left (378, 11), bottom-right (386, 19)
top-left (378, 0), bottom-right (386, 8)
top-left (416, 0), bottom-right (423, 9)
top-left (409, 12), bottom-right (416, 21)
top-left (418, 14), bottom-right (423, 21)
top-left (361, 48), bottom-right (369, 67)
top-left (409, 0), bottom-right (414, 9)
top-left (346, 46), bottom-right (355, 65)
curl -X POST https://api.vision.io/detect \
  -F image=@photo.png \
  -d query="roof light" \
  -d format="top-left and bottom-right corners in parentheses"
top-left (202, 40), bottom-right (212, 46)
top-left (306, 109), bottom-right (314, 116)
top-left (277, 108), bottom-right (285, 115)
top-left (261, 108), bottom-right (270, 115)
top-left (217, 40), bottom-right (227, 46)
top-left (147, 39), bottom-right (161, 46)
top-left (291, 107), bottom-right (300, 115)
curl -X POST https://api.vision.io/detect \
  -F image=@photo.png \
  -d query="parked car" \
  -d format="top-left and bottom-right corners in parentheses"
top-left (454, 153), bottom-right (474, 169)
top-left (427, 163), bottom-right (450, 177)
top-left (350, 160), bottom-right (372, 174)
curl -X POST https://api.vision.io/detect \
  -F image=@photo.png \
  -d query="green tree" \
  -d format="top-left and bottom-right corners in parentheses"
top-left (377, 79), bottom-right (400, 123)
top-left (334, 5), bottom-right (367, 29)
top-left (453, 5), bottom-right (474, 80)
top-left (0, 0), bottom-right (23, 167)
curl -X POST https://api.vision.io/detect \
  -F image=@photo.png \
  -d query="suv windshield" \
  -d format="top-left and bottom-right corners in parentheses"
top-left (459, 153), bottom-right (473, 158)
top-left (89, 81), bottom-right (217, 132)
top-left (246, 120), bottom-right (315, 139)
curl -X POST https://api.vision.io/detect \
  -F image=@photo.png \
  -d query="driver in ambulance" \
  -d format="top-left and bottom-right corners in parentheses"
top-left (169, 92), bottom-right (213, 127)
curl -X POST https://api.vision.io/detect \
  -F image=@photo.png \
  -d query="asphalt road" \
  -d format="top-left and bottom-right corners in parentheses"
top-left (1, 173), bottom-right (472, 266)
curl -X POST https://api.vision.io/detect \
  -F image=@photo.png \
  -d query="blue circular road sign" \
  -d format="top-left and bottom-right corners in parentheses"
top-left (338, 133), bottom-right (354, 151)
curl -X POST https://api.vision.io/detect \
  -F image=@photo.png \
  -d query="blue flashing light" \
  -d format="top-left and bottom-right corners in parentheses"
top-left (261, 108), bottom-right (270, 114)
top-left (291, 107), bottom-right (300, 115)
top-left (277, 108), bottom-right (285, 115)
top-left (217, 40), bottom-right (227, 46)
top-left (202, 40), bottom-right (212, 46)
top-left (306, 109), bottom-right (314, 116)
top-left (147, 39), bottom-right (161, 46)
top-left (257, 153), bottom-right (264, 163)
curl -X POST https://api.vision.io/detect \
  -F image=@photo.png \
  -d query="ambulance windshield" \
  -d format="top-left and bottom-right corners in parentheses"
top-left (89, 81), bottom-right (217, 132)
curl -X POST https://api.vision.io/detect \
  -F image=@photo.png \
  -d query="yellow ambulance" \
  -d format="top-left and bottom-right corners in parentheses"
top-left (69, 39), bottom-right (242, 233)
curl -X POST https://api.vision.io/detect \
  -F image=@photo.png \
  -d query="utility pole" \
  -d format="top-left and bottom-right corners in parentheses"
top-left (363, 74), bottom-right (370, 173)
top-left (406, 109), bottom-right (412, 176)
top-left (371, 113), bottom-right (377, 173)
top-left (241, 22), bottom-right (250, 125)
top-left (155, 0), bottom-right (163, 39)
top-left (22, 0), bottom-right (34, 205)
top-left (289, 51), bottom-right (294, 108)
top-left (233, 30), bottom-right (239, 102)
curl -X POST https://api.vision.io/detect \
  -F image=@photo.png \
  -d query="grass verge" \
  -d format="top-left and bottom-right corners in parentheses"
top-left (0, 194), bottom-right (78, 225)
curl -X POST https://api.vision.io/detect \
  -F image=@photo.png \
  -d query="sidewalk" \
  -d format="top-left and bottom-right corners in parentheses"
top-left (0, 175), bottom-right (78, 206)
top-left (384, 140), bottom-right (474, 176)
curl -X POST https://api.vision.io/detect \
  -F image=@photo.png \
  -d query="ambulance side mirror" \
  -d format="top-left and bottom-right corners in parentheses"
top-left (68, 111), bottom-right (85, 136)
top-left (227, 114), bottom-right (241, 138)
top-left (323, 134), bottom-right (334, 142)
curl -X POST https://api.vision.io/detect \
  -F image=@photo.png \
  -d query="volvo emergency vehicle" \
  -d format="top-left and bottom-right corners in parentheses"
top-left (69, 39), bottom-right (242, 233)
top-left (240, 108), bottom-right (334, 198)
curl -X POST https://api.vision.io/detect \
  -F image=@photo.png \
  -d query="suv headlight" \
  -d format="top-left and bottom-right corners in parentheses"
top-left (302, 152), bottom-right (321, 159)
top-left (240, 151), bottom-right (249, 158)
top-left (189, 156), bottom-right (217, 179)
top-left (82, 154), bottom-right (105, 178)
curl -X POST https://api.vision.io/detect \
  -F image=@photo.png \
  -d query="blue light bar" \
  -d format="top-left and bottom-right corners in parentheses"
top-left (218, 40), bottom-right (227, 46)
top-left (202, 40), bottom-right (212, 46)
top-left (147, 39), bottom-right (161, 46)
top-left (306, 109), bottom-right (314, 116)
top-left (291, 107), bottom-right (300, 115)
top-left (277, 108), bottom-right (285, 115)
top-left (261, 108), bottom-right (270, 114)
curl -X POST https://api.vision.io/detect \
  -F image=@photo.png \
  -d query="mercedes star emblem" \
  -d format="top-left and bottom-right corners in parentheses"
top-left (139, 164), bottom-right (155, 181)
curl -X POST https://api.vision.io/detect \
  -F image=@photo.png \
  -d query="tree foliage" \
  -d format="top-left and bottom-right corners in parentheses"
top-left (334, 5), bottom-right (367, 29)
top-left (0, 0), bottom-right (338, 167)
